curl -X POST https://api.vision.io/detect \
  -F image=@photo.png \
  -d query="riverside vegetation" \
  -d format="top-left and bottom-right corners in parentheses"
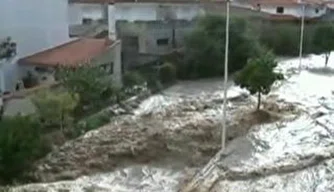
top-left (0, 15), bottom-right (334, 184)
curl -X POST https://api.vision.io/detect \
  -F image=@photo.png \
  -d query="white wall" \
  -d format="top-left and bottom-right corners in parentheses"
top-left (68, 4), bottom-right (83, 25)
top-left (0, 0), bottom-right (70, 92)
top-left (68, 3), bottom-right (106, 25)
top-left (108, 3), bottom-right (203, 39)
top-left (259, 4), bottom-right (326, 18)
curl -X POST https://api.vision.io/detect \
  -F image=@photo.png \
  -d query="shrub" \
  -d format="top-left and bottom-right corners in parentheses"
top-left (57, 64), bottom-right (118, 108)
top-left (22, 72), bottom-right (39, 88)
top-left (71, 111), bottom-right (112, 137)
top-left (123, 71), bottom-right (145, 88)
top-left (0, 116), bottom-right (49, 183)
top-left (158, 62), bottom-right (177, 84)
top-left (32, 90), bottom-right (79, 132)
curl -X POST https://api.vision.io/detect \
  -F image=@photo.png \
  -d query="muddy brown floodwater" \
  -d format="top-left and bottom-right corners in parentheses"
top-left (29, 78), bottom-right (294, 183)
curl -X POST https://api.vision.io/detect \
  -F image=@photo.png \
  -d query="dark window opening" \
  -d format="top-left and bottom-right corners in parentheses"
top-left (82, 18), bottom-right (93, 25)
top-left (35, 67), bottom-right (48, 73)
top-left (157, 38), bottom-right (169, 46)
top-left (100, 63), bottom-right (113, 74)
top-left (276, 7), bottom-right (284, 14)
top-left (315, 8), bottom-right (319, 13)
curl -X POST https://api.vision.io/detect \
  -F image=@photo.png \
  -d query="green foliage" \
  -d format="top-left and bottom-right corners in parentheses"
top-left (259, 23), bottom-right (300, 56)
top-left (158, 62), bottom-right (177, 84)
top-left (72, 111), bottom-right (111, 137)
top-left (22, 72), bottom-right (39, 89)
top-left (32, 90), bottom-right (79, 131)
top-left (0, 116), bottom-right (49, 183)
top-left (123, 71), bottom-right (145, 88)
top-left (234, 51), bottom-right (284, 110)
top-left (313, 23), bottom-right (334, 66)
top-left (258, 22), bottom-right (316, 56)
top-left (183, 15), bottom-right (260, 79)
top-left (56, 65), bottom-right (118, 107)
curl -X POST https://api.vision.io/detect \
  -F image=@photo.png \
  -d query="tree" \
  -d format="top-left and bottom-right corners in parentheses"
top-left (32, 90), bottom-right (79, 131)
top-left (0, 37), bottom-right (16, 60)
top-left (0, 116), bottom-right (49, 183)
top-left (183, 15), bottom-right (261, 79)
top-left (234, 51), bottom-right (284, 110)
top-left (313, 23), bottom-right (334, 67)
top-left (56, 65), bottom-right (120, 108)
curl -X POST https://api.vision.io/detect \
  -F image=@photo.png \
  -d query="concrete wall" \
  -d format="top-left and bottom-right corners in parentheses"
top-left (117, 20), bottom-right (195, 68)
top-left (0, 0), bottom-right (70, 93)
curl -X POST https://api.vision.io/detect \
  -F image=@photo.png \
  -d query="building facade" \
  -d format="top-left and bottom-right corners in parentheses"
top-left (107, 2), bottom-right (205, 68)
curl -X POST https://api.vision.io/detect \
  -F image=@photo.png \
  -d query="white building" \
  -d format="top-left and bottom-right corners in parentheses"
top-left (251, 0), bottom-right (326, 20)
top-left (0, 0), bottom-right (70, 93)
top-left (108, 1), bottom-right (205, 40)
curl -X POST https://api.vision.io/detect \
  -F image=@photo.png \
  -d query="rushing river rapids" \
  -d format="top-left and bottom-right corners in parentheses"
top-left (11, 53), bottom-right (334, 192)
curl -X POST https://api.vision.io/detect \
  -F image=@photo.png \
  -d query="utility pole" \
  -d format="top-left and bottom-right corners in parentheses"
top-left (222, 0), bottom-right (230, 150)
top-left (299, 3), bottom-right (305, 71)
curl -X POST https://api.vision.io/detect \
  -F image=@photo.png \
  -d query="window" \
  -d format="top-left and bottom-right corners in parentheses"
top-left (100, 63), bottom-right (113, 74)
top-left (35, 67), bottom-right (48, 73)
top-left (315, 8), bottom-right (319, 13)
top-left (276, 7), bottom-right (284, 14)
top-left (82, 18), bottom-right (93, 25)
top-left (157, 38), bottom-right (169, 46)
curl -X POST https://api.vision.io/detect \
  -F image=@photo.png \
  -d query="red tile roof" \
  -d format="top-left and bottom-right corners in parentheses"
top-left (19, 38), bottom-right (114, 67)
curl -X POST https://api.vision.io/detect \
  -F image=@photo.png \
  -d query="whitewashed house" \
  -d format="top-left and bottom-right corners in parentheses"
top-left (251, 0), bottom-right (327, 20)
top-left (0, 0), bottom-right (70, 93)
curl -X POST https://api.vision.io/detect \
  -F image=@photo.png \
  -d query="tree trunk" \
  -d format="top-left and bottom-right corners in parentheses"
top-left (257, 92), bottom-right (261, 111)
top-left (325, 53), bottom-right (330, 67)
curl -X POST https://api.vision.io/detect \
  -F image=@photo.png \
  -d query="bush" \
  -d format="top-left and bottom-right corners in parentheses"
top-left (0, 116), bottom-right (49, 183)
top-left (32, 90), bottom-right (79, 132)
top-left (22, 72), bottom-right (38, 88)
top-left (123, 71), bottom-right (145, 88)
top-left (71, 111), bottom-right (111, 137)
top-left (158, 62), bottom-right (177, 84)
top-left (57, 65), bottom-right (119, 108)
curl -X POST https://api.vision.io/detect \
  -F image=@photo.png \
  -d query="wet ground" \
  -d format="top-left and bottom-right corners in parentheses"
top-left (12, 53), bottom-right (334, 192)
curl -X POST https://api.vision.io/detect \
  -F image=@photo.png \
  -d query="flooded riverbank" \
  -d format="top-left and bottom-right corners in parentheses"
top-left (11, 53), bottom-right (334, 192)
